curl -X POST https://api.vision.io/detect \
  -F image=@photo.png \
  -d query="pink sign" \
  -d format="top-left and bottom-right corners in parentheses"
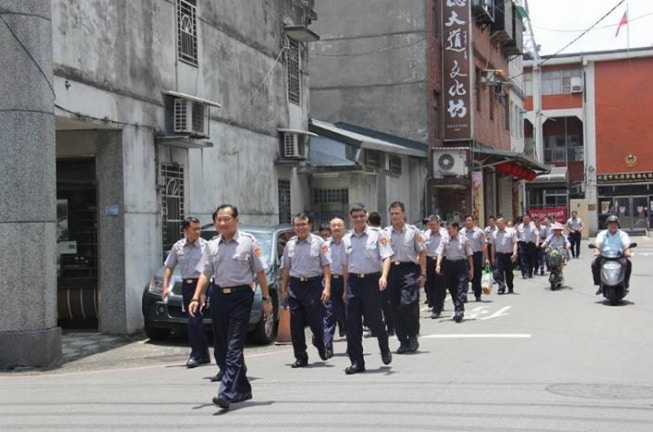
top-left (528, 206), bottom-right (568, 224)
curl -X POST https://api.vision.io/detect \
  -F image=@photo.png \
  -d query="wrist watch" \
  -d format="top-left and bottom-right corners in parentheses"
top-left (262, 296), bottom-right (271, 302)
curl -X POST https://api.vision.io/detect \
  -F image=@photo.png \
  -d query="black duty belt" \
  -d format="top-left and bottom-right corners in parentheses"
top-left (426, 256), bottom-right (436, 260)
top-left (350, 272), bottom-right (380, 279)
top-left (332, 274), bottom-right (342, 279)
top-left (183, 278), bottom-right (199, 284)
top-left (447, 258), bottom-right (466, 262)
top-left (290, 276), bottom-right (322, 283)
top-left (215, 284), bottom-right (250, 294)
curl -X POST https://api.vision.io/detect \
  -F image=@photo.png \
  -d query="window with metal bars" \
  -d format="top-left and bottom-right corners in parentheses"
top-left (286, 40), bottom-right (301, 104)
top-left (313, 188), bottom-right (349, 204)
top-left (177, 0), bottom-right (198, 67)
top-left (161, 164), bottom-right (185, 256)
top-left (389, 156), bottom-right (402, 176)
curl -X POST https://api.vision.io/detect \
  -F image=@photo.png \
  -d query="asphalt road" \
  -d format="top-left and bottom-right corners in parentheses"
top-left (2, 236), bottom-right (653, 431)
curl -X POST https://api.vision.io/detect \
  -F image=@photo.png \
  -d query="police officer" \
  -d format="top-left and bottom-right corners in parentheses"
top-left (323, 217), bottom-right (346, 358)
top-left (280, 213), bottom-right (331, 368)
top-left (460, 215), bottom-right (488, 302)
top-left (516, 214), bottom-right (540, 278)
top-left (435, 221), bottom-right (473, 323)
top-left (423, 215), bottom-right (447, 319)
top-left (566, 210), bottom-right (584, 258)
top-left (367, 210), bottom-right (393, 336)
top-left (484, 216), bottom-right (497, 266)
top-left (533, 216), bottom-right (549, 275)
top-left (385, 201), bottom-right (426, 353)
top-left (189, 204), bottom-right (272, 410)
top-left (489, 217), bottom-right (519, 294)
top-left (162, 217), bottom-right (210, 368)
top-left (341, 203), bottom-right (393, 374)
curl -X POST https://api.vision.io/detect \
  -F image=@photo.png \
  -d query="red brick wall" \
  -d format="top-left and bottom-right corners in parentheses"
top-left (595, 56), bottom-right (653, 173)
top-left (471, 24), bottom-right (511, 151)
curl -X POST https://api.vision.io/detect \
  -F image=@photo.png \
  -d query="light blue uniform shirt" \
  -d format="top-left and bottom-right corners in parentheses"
top-left (460, 226), bottom-right (485, 253)
top-left (423, 228), bottom-right (448, 257)
top-left (164, 237), bottom-right (208, 279)
top-left (596, 229), bottom-right (631, 253)
top-left (196, 230), bottom-right (267, 286)
top-left (281, 233), bottom-right (331, 278)
top-left (327, 238), bottom-right (344, 275)
top-left (384, 224), bottom-right (426, 263)
top-left (341, 226), bottom-right (394, 274)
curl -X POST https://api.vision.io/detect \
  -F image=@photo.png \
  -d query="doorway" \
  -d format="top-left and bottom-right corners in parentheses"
top-left (612, 196), bottom-right (649, 231)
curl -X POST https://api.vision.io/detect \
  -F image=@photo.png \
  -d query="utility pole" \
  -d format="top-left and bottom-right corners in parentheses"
top-left (521, 0), bottom-right (544, 165)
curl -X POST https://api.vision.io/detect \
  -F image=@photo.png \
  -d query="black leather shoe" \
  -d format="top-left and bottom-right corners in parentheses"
top-left (475, 296), bottom-right (481, 302)
top-left (454, 313), bottom-right (464, 323)
top-left (210, 370), bottom-right (224, 382)
top-left (396, 343), bottom-right (409, 354)
top-left (431, 311), bottom-right (440, 319)
top-left (232, 392), bottom-right (253, 403)
top-left (186, 358), bottom-right (200, 368)
top-left (344, 364), bottom-right (365, 375)
top-left (198, 356), bottom-right (211, 365)
top-left (508, 289), bottom-right (514, 294)
top-left (595, 287), bottom-right (602, 295)
top-left (381, 351), bottom-right (392, 365)
top-left (498, 289), bottom-right (505, 295)
top-left (325, 347), bottom-right (334, 359)
top-left (408, 336), bottom-right (419, 352)
top-left (291, 358), bottom-right (308, 368)
top-left (212, 395), bottom-right (230, 409)
top-left (317, 345), bottom-right (328, 361)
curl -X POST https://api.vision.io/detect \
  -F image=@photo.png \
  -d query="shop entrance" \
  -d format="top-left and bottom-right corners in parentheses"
top-left (56, 158), bottom-right (99, 329)
top-left (611, 196), bottom-right (649, 232)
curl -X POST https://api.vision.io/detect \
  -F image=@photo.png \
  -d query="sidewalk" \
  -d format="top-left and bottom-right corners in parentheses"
top-left (61, 330), bottom-right (143, 364)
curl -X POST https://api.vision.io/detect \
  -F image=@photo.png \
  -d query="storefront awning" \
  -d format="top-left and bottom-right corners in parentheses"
top-left (473, 147), bottom-right (550, 173)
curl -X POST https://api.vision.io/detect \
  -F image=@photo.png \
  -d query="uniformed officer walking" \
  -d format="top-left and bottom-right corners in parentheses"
top-left (489, 217), bottom-right (519, 294)
top-left (162, 217), bottom-right (210, 368)
top-left (385, 201), bottom-right (426, 353)
top-left (516, 214), bottom-right (540, 278)
top-left (341, 203), bottom-right (393, 374)
top-left (323, 217), bottom-right (347, 358)
top-left (423, 215), bottom-right (447, 319)
top-left (435, 221), bottom-right (473, 323)
top-left (189, 204), bottom-right (272, 410)
top-left (460, 215), bottom-right (488, 302)
top-left (280, 213), bottom-right (332, 368)
top-left (566, 211), bottom-right (584, 258)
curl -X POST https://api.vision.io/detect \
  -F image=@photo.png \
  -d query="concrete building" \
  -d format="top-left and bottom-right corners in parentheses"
top-left (524, 47), bottom-right (653, 235)
top-left (309, 0), bottom-right (547, 224)
top-left (1, 0), bottom-right (318, 368)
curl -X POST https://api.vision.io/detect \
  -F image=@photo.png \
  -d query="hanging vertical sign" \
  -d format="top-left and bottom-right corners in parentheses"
top-left (442, 0), bottom-right (472, 141)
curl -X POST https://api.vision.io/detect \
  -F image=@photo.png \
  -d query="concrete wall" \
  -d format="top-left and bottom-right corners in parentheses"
top-left (309, 0), bottom-right (430, 143)
top-left (50, 0), bottom-right (315, 334)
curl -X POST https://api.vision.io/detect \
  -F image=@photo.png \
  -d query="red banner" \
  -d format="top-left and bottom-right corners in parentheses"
top-left (528, 207), bottom-right (568, 224)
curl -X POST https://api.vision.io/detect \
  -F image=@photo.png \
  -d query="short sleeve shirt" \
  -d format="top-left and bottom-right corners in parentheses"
top-left (423, 228), bottom-right (448, 257)
top-left (566, 217), bottom-right (584, 232)
top-left (596, 229), bottom-right (631, 253)
top-left (542, 233), bottom-right (570, 250)
top-left (384, 224), bottom-right (426, 263)
top-left (164, 237), bottom-right (208, 279)
top-left (460, 226), bottom-right (485, 252)
top-left (435, 234), bottom-right (472, 259)
top-left (281, 233), bottom-right (331, 278)
top-left (517, 222), bottom-right (539, 243)
top-left (326, 238), bottom-right (344, 275)
top-left (342, 226), bottom-right (394, 274)
top-left (196, 230), bottom-right (266, 287)
top-left (491, 228), bottom-right (518, 253)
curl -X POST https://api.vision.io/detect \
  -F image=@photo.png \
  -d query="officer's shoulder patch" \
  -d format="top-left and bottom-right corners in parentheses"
top-left (321, 245), bottom-right (329, 254)
top-left (379, 237), bottom-right (388, 246)
top-left (417, 234), bottom-right (424, 243)
top-left (254, 247), bottom-right (263, 257)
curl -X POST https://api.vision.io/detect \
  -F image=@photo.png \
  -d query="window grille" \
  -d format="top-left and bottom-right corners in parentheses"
top-left (313, 188), bottom-right (349, 204)
top-left (286, 40), bottom-right (301, 104)
top-left (278, 180), bottom-right (291, 224)
top-left (364, 150), bottom-right (382, 169)
top-left (161, 164), bottom-right (185, 255)
top-left (177, 0), bottom-right (198, 67)
top-left (389, 156), bottom-right (402, 176)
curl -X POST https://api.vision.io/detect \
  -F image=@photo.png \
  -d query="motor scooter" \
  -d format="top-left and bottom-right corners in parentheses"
top-left (588, 243), bottom-right (637, 305)
top-left (545, 248), bottom-right (566, 290)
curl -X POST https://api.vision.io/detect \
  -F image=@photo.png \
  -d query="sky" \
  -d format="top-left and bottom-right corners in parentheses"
top-left (526, 0), bottom-right (653, 56)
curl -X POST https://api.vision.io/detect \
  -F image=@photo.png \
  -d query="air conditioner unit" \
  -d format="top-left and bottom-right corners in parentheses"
top-left (570, 77), bottom-right (583, 93)
top-left (282, 133), bottom-right (306, 159)
top-left (173, 98), bottom-right (209, 137)
top-left (433, 148), bottom-right (468, 177)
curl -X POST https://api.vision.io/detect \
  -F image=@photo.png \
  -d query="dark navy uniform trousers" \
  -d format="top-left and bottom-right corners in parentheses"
top-left (288, 277), bottom-right (325, 361)
top-left (211, 285), bottom-right (253, 400)
top-left (345, 273), bottom-right (389, 368)
top-left (427, 257), bottom-right (447, 315)
top-left (387, 263), bottom-right (420, 345)
top-left (442, 259), bottom-right (467, 315)
top-left (181, 279), bottom-right (209, 361)
top-left (324, 275), bottom-right (345, 350)
top-left (470, 251), bottom-right (483, 298)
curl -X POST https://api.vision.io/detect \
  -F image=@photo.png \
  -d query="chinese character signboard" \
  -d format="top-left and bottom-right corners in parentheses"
top-left (442, 0), bottom-right (472, 141)
top-left (596, 171), bottom-right (653, 184)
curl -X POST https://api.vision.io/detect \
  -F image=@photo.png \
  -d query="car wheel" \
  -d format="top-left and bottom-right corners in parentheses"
top-left (144, 325), bottom-right (171, 341)
top-left (248, 291), bottom-right (279, 345)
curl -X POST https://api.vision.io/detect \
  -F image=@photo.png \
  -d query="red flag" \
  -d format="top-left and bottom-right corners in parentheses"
top-left (615, 10), bottom-right (628, 37)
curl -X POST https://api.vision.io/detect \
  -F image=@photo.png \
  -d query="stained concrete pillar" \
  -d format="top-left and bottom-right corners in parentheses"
top-left (0, 1), bottom-right (61, 368)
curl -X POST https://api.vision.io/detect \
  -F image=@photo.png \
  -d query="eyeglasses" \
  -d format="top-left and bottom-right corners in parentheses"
top-left (351, 215), bottom-right (366, 220)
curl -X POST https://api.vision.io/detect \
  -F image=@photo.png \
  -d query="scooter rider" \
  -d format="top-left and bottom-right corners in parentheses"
top-left (540, 223), bottom-right (571, 277)
top-left (592, 215), bottom-right (633, 295)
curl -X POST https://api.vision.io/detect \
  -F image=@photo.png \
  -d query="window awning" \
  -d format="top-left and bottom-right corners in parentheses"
top-left (277, 128), bottom-right (318, 137)
top-left (532, 166), bottom-right (568, 183)
top-left (155, 135), bottom-right (213, 149)
top-left (473, 147), bottom-right (550, 173)
top-left (161, 89), bottom-right (222, 108)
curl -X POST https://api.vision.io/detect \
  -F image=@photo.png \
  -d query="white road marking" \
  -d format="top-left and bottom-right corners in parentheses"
top-left (422, 333), bottom-right (531, 339)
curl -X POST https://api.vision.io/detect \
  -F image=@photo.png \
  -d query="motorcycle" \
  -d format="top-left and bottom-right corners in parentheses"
top-left (545, 248), bottom-right (566, 290)
top-left (588, 243), bottom-right (637, 305)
